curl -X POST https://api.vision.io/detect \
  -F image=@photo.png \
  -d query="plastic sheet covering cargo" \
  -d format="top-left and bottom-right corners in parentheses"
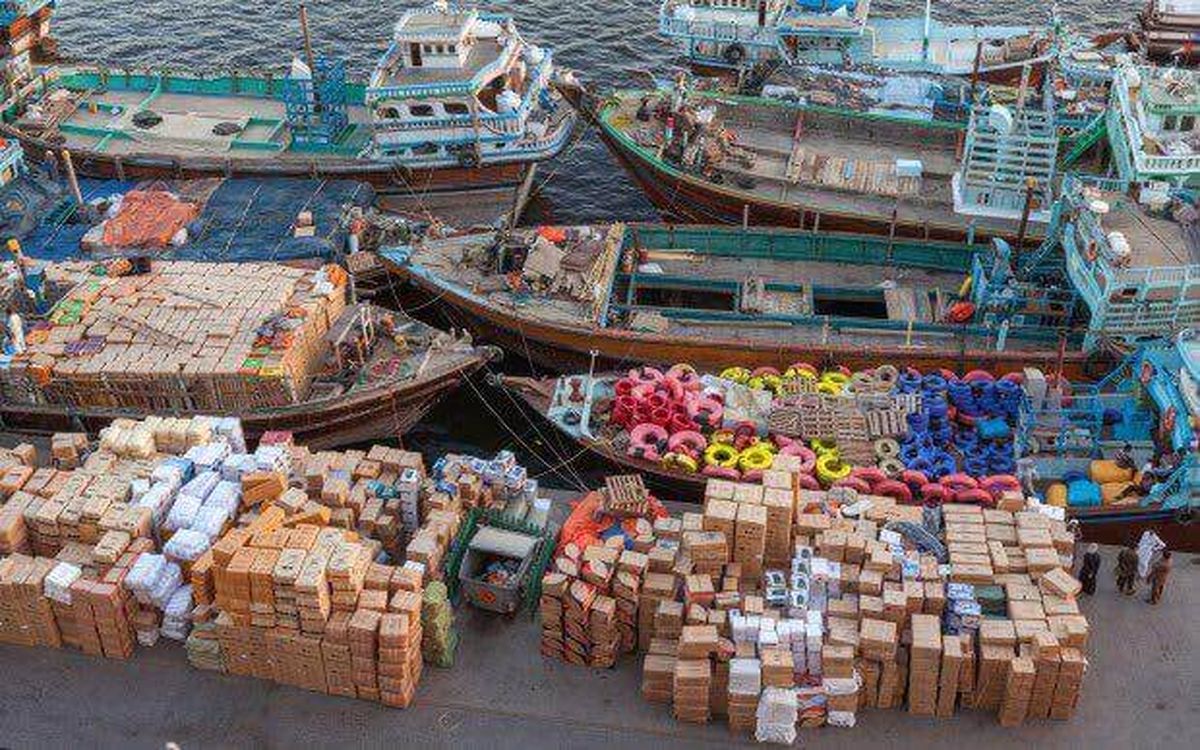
top-left (20, 178), bottom-right (374, 263)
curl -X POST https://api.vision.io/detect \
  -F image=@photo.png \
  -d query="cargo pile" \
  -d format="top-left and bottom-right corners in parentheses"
top-left (537, 470), bottom-right (1090, 736)
top-left (0, 261), bottom-right (348, 412)
top-left (0, 415), bottom-right (497, 710)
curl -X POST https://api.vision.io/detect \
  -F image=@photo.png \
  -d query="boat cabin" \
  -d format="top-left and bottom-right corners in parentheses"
top-left (1058, 180), bottom-right (1200, 350)
top-left (364, 3), bottom-right (566, 165)
top-left (1108, 62), bottom-right (1200, 186)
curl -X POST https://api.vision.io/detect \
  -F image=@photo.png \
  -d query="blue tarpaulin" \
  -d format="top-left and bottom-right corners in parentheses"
top-left (18, 176), bottom-right (374, 263)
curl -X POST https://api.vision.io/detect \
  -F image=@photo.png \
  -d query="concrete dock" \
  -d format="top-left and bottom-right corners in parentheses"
top-left (0, 546), bottom-right (1195, 749)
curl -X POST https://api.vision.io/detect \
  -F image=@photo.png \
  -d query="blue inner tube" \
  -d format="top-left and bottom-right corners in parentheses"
top-left (922, 374), bottom-right (948, 392)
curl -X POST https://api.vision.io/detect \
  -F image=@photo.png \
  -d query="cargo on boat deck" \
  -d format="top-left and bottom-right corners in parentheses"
top-left (0, 262), bottom-right (347, 411)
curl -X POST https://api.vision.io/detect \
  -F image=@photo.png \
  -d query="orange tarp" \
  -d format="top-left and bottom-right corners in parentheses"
top-left (102, 190), bottom-right (201, 248)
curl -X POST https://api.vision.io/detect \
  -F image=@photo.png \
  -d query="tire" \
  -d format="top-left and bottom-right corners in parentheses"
top-left (457, 149), bottom-right (480, 169)
top-left (723, 43), bottom-right (747, 66)
top-left (1175, 507), bottom-right (1194, 525)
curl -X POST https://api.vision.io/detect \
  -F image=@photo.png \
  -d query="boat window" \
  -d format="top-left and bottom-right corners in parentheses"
top-left (1164, 115), bottom-right (1178, 131)
top-left (633, 285), bottom-right (735, 312)
top-left (445, 102), bottom-right (470, 116)
top-left (1183, 115), bottom-right (1196, 131)
top-left (410, 104), bottom-right (435, 117)
top-left (448, 44), bottom-right (457, 54)
top-left (812, 290), bottom-right (889, 319)
top-left (377, 106), bottom-right (401, 120)
top-left (413, 142), bottom-right (440, 156)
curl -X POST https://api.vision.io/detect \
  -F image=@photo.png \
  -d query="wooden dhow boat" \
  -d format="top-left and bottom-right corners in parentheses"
top-left (565, 74), bottom-right (1058, 244)
top-left (0, 261), bottom-right (497, 449)
top-left (0, 3), bottom-right (576, 220)
top-left (379, 219), bottom-right (1122, 381)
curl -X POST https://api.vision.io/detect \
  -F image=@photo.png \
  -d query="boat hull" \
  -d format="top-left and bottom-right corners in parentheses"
top-left (0, 352), bottom-right (492, 450)
top-left (385, 258), bottom-right (1104, 381)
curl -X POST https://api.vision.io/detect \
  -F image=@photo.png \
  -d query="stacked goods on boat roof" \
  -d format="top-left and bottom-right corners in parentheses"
top-left (0, 417), bottom-right (497, 707)
top-left (0, 261), bottom-right (348, 411)
top-left (539, 474), bottom-right (1091, 734)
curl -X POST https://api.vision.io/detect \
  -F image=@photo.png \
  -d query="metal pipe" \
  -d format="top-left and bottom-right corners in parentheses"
top-left (1015, 177), bottom-right (1038, 256)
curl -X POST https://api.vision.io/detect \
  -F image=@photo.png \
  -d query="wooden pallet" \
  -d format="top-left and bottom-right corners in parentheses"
top-left (603, 474), bottom-right (650, 518)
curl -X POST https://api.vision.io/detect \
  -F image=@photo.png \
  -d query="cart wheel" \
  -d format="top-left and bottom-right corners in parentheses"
top-left (1175, 507), bottom-right (1194, 526)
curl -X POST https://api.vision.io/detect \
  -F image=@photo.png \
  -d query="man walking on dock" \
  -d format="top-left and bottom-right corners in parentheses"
top-left (1147, 550), bottom-right (1172, 605)
top-left (1116, 545), bottom-right (1138, 595)
top-left (1079, 543), bottom-right (1100, 596)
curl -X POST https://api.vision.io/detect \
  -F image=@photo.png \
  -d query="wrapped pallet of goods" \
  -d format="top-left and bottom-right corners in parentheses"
top-left (0, 261), bottom-right (347, 413)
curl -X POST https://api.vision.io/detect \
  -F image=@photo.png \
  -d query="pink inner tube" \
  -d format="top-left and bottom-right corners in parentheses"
top-left (668, 430), bottom-right (707, 454)
top-left (962, 369), bottom-right (996, 383)
top-left (628, 366), bottom-right (664, 383)
top-left (631, 382), bottom-right (656, 400)
top-left (919, 483), bottom-right (949, 502)
top-left (629, 422), bottom-right (668, 448)
top-left (901, 469), bottom-right (930, 489)
top-left (939, 473), bottom-right (980, 492)
top-left (650, 407), bottom-right (672, 427)
top-left (851, 466), bottom-right (888, 486)
top-left (660, 376), bottom-right (685, 402)
top-left (833, 476), bottom-right (872, 494)
top-left (687, 398), bottom-right (724, 428)
top-left (788, 361), bottom-right (817, 375)
top-left (772, 434), bottom-right (796, 449)
top-left (980, 474), bottom-right (1021, 495)
top-left (796, 473), bottom-right (821, 490)
top-left (612, 395), bottom-right (638, 427)
top-left (668, 412), bottom-right (696, 434)
top-left (614, 378), bottom-right (635, 397)
top-left (702, 464), bottom-right (741, 480)
top-left (781, 444), bottom-right (817, 473)
top-left (873, 479), bottom-right (914, 504)
top-left (645, 392), bottom-right (669, 411)
top-left (750, 366), bottom-right (781, 378)
top-left (955, 487), bottom-right (994, 506)
top-left (742, 469), bottom-right (765, 483)
top-left (1000, 371), bottom-right (1025, 384)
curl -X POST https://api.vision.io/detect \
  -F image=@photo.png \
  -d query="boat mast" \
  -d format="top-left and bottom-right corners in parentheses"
top-left (299, 3), bottom-right (321, 109)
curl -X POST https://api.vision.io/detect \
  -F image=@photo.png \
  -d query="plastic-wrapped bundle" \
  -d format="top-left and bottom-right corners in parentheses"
top-left (211, 416), bottom-right (247, 453)
top-left (164, 493), bottom-right (202, 532)
top-left (149, 561), bottom-right (183, 609)
top-left (221, 453), bottom-right (257, 482)
top-left (254, 444), bottom-right (291, 474)
top-left (125, 553), bottom-right (167, 605)
top-left (161, 585), bottom-right (194, 641)
top-left (180, 470), bottom-right (220, 501)
top-left (129, 478), bottom-right (151, 503)
top-left (185, 442), bottom-right (231, 472)
top-left (190, 506), bottom-right (229, 541)
top-left (755, 687), bottom-right (798, 745)
top-left (204, 480), bottom-right (241, 517)
top-left (729, 658), bottom-right (762, 695)
top-left (164, 529), bottom-right (211, 563)
top-left (136, 483), bottom-right (177, 525)
top-left (153, 457), bottom-right (192, 488)
top-left (44, 562), bottom-right (82, 604)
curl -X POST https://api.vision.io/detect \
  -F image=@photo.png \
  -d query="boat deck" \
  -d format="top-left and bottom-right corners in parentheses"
top-left (866, 19), bottom-right (1038, 70)
top-left (1096, 191), bottom-right (1200, 269)
top-left (607, 94), bottom-right (1028, 238)
top-left (406, 228), bottom-right (1059, 353)
top-left (45, 89), bottom-right (374, 159)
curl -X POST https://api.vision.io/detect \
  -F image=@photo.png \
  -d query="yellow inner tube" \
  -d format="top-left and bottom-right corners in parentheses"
top-left (810, 439), bottom-right (838, 456)
top-left (816, 380), bottom-right (842, 395)
top-left (821, 371), bottom-right (850, 386)
top-left (816, 453), bottom-right (852, 484)
top-left (663, 452), bottom-right (699, 473)
top-left (720, 367), bottom-right (750, 383)
top-left (711, 429), bottom-right (735, 445)
top-left (704, 443), bottom-right (740, 468)
top-left (785, 366), bottom-right (817, 381)
top-left (738, 446), bottom-right (774, 472)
